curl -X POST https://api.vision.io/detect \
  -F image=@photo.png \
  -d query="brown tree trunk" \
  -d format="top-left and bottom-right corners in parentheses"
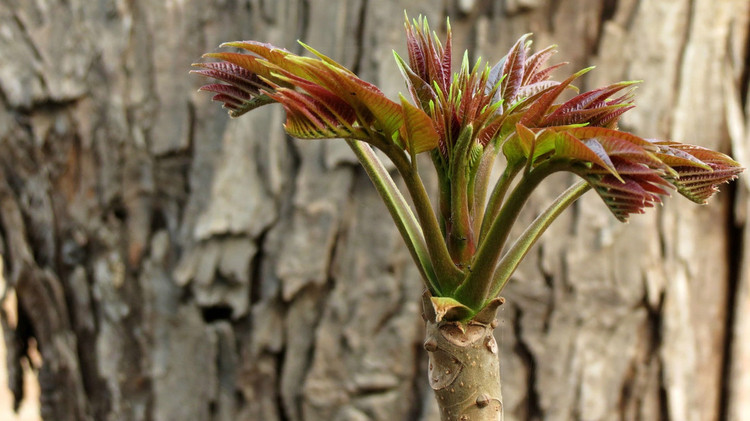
top-left (0, 1), bottom-right (747, 421)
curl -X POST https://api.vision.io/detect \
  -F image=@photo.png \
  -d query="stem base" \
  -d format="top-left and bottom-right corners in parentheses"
top-left (423, 295), bottom-right (504, 421)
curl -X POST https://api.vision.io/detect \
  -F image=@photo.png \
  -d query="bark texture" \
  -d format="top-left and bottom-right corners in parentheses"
top-left (0, 1), bottom-right (747, 421)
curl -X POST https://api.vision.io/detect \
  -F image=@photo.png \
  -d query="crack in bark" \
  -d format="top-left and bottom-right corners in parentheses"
top-left (668, 0), bottom-right (697, 135)
top-left (616, 348), bottom-right (637, 419)
top-left (656, 207), bottom-right (668, 259)
top-left (9, 10), bottom-right (47, 94)
top-left (297, 0), bottom-right (311, 53)
top-left (410, 328), bottom-right (429, 421)
top-left (351, 0), bottom-right (368, 75)
top-left (535, 245), bottom-right (555, 334)
top-left (740, 18), bottom-right (750, 108)
top-left (274, 346), bottom-right (292, 421)
top-left (658, 364), bottom-right (670, 421)
top-left (643, 290), bottom-right (669, 421)
top-left (249, 228), bottom-right (270, 307)
top-left (289, 285), bottom-right (333, 421)
top-left (278, 192), bottom-right (342, 420)
top-left (591, 0), bottom-right (619, 56)
top-left (718, 181), bottom-right (745, 421)
top-left (546, 0), bottom-right (562, 33)
top-left (570, 366), bottom-right (584, 421)
top-left (623, 0), bottom-right (643, 31)
top-left (513, 305), bottom-right (543, 420)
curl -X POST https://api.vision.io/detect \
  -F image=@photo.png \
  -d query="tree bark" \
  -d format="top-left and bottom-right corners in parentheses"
top-left (0, 1), bottom-right (747, 421)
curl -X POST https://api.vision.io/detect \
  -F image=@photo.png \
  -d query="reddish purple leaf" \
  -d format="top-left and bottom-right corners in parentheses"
top-left (500, 35), bottom-right (530, 103)
top-left (525, 62), bottom-right (567, 86)
top-left (520, 67), bottom-right (593, 127)
top-left (523, 45), bottom-right (558, 85)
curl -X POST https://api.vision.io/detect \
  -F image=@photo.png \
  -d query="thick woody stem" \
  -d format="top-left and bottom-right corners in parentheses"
top-left (422, 295), bottom-right (504, 421)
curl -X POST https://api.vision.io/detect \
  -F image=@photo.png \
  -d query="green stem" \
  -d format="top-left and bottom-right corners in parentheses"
top-left (346, 139), bottom-right (440, 294)
top-left (488, 180), bottom-right (590, 299)
top-left (470, 145), bottom-right (500, 240)
top-left (388, 145), bottom-right (465, 292)
top-left (424, 312), bottom-right (503, 420)
top-left (455, 160), bottom-right (565, 310)
top-left (437, 165), bottom-right (451, 237)
top-left (448, 125), bottom-right (476, 268)
top-left (430, 149), bottom-right (451, 238)
top-left (478, 162), bottom-right (522, 244)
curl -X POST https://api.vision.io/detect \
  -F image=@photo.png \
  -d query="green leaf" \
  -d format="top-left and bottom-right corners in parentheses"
top-left (502, 133), bottom-right (526, 165)
top-left (298, 41), bottom-right (352, 72)
top-left (554, 132), bottom-right (621, 181)
top-left (399, 94), bottom-right (440, 154)
top-left (515, 123), bottom-right (536, 157)
top-left (649, 141), bottom-right (712, 170)
top-left (220, 41), bottom-right (292, 66)
top-left (267, 88), bottom-right (360, 139)
top-left (289, 57), bottom-right (405, 137)
top-left (503, 124), bottom-right (558, 170)
top-left (566, 126), bottom-right (655, 149)
top-left (531, 130), bottom-right (558, 160)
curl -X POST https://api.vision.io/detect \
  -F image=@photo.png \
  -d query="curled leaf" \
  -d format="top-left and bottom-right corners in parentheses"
top-left (665, 144), bottom-right (743, 203)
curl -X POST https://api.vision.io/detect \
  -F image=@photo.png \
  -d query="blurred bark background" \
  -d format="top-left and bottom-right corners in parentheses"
top-left (0, 0), bottom-right (748, 420)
